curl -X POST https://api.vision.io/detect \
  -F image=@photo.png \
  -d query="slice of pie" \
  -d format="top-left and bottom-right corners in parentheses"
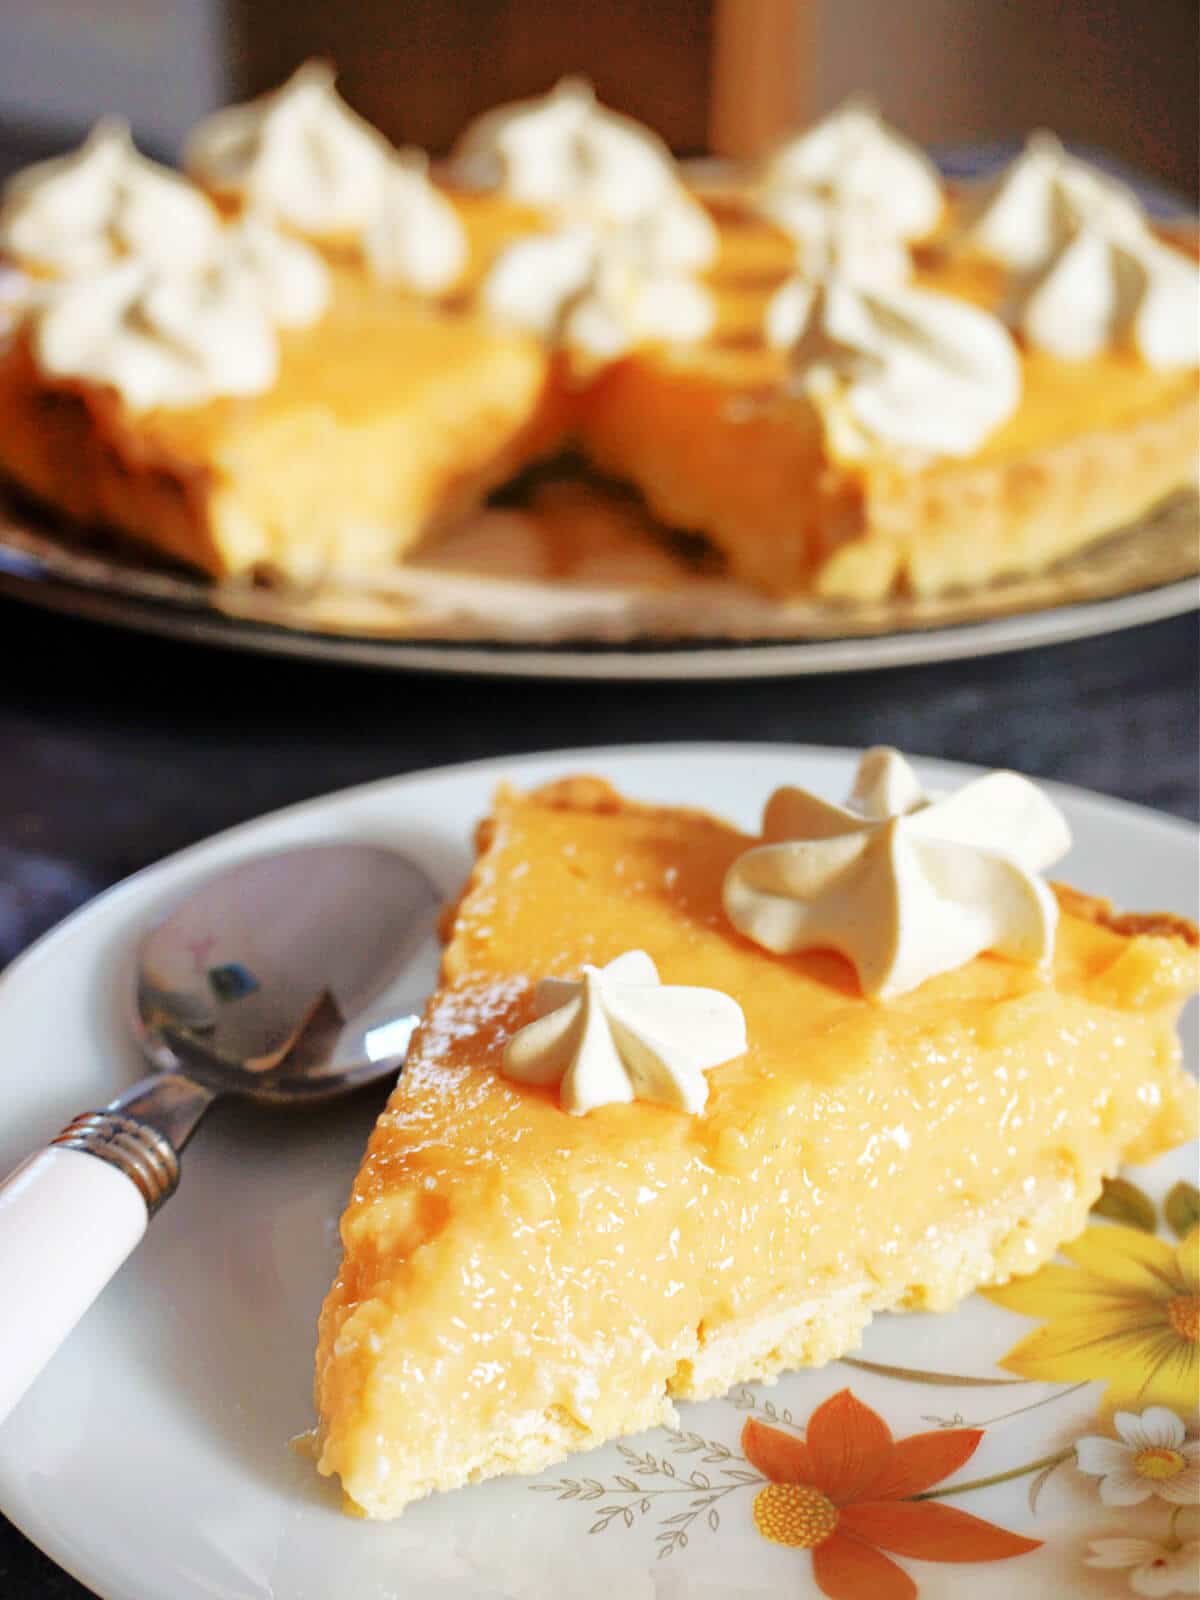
top-left (314, 773), bottom-right (1198, 1517)
top-left (0, 101), bottom-right (572, 582)
top-left (0, 266), bottom-right (569, 580)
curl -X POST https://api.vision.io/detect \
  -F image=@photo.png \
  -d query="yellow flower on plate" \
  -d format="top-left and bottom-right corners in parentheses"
top-left (985, 1224), bottom-right (1199, 1415)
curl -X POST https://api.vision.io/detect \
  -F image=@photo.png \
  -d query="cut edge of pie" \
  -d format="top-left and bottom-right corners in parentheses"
top-left (315, 1174), bottom-right (1103, 1516)
top-left (579, 328), bottom-right (1200, 602)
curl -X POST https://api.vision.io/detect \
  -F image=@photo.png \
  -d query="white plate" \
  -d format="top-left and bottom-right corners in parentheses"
top-left (0, 744), bottom-right (1196, 1600)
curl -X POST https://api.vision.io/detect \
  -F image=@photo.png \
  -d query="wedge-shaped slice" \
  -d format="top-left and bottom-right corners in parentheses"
top-left (315, 776), bottom-right (1198, 1517)
top-left (0, 267), bottom-right (569, 580)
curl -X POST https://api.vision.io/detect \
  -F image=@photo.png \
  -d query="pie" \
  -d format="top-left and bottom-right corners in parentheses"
top-left (580, 219), bottom-right (1200, 599)
top-left (0, 96), bottom-right (573, 583)
top-left (313, 774), bottom-right (1198, 1517)
top-left (0, 76), bottom-right (1195, 603)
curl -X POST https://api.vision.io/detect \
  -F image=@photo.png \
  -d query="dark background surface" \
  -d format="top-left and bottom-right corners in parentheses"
top-left (1, 598), bottom-right (1198, 1596)
top-left (3, 602), bottom-right (1199, 971)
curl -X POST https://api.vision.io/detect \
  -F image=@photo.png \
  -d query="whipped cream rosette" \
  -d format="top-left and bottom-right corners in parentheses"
top-left (753, 100), bottom-right (943, 289)
top-left (502, 950), bottom-right (747, 1114)
top-left (453, 77), bottom-right (718, 271)
top-left (33, 259), bottom-right (279, 411)
top-left (482, 224), bottom-right (714, 363)
top-left (31, 215), bottom-right (331, 409)
top-left (961, 134), bottom-right (1200, 369)
top-left (1012, 220), bottom-right (1200, 369)
top-left (758, 101), bottom-right (944, 242)
top-left (0, 119), bottom-right (222, 278)
top-left (765, 276), bottom-right (1021, 457)
top-left (960, 133), bottom-right (1144, 272)
top-left (724, 747), bottom-right (1072, 999)
top-left (184, 60), bottom-right (394, 238)
top-left (362, 151), bottom-right (468, 294)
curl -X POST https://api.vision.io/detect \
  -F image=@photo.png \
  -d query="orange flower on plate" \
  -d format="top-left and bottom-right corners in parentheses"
top-left (742, 1389), bottom-right (1040, 1600)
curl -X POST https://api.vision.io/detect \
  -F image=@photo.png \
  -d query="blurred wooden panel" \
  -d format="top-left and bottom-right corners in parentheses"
top-left (813, 0), bottom-right (1199, 199)
top-left (709, 0), bottom-right (812, 157)
top-left (229, 0), bottom-right (1197, 194)
top-left (230, 0), bottom-right (714, 155)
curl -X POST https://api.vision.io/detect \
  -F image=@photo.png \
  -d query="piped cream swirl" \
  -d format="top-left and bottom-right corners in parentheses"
top-left (765, 276), bottom-right (1021, 457)
top-left (453, 77), bottom-right (717, 269)
top-left (961, 135), bottom-right (1200, 369)
top-left (33, 259), bottom-right (279, 411)
top-left (501, 950), bottom-right (747, 1115)
top-left (1012, 219), bottom-right (1200, 369)
top-left (757, 101), bottom-right (943, 244)
top-left (184, 60), bottom-right (393, 236)
top-left (0, 119), bottom-right (221, 277)
top-left (482, 225), bottom-right (714, 361)
top-left (362, 152), bottom-right (467, 293)
top-left (30, 217), bottom-right (330, 408)
top-left (723, 747), bottom-right (1071, 1000)
top-left (960, 134), bottom-right (1144, 273)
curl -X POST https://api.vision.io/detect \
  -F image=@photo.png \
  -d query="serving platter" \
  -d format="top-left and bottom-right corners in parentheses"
top-left (1, 485), bottom-right (1196, 681)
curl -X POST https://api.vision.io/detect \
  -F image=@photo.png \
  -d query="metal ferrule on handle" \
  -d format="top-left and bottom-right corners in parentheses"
top-left (51, 1112), bottom-right (180, 1215)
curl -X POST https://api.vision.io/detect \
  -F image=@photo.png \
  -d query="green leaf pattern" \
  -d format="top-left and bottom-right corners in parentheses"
top-left (1090, 1175), bottom-right (1158, 1232)
top-left (1164, 1179), bottom-right (1200, 1238)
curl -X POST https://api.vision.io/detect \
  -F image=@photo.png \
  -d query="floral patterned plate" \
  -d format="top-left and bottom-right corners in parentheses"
top-left (0, 745), bottom-right (1195, 1600)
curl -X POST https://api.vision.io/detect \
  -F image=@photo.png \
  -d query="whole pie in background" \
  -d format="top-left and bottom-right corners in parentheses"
top-left (0, 71), bottom-right (1195, 620)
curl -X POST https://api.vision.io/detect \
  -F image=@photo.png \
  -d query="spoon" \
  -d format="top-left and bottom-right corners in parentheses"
top-left (0, 842), bottom-right (440, 1427)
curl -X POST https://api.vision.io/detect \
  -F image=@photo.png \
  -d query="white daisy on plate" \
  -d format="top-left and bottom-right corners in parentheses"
top-left (1086, 1537), bottom-right (1200, 1597)
top-left (1076, 1408), bottom-right (1200, 1505)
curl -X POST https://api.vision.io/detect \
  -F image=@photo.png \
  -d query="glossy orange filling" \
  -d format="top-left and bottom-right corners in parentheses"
top-left (314, 779), bottom-right (1198, 1515)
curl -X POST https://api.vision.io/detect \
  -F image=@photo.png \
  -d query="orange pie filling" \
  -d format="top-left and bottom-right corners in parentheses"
top-left (314, 776), bottom-right (1198, 1517)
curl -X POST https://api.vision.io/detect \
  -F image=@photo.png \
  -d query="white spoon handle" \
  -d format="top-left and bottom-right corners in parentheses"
top-left (0, 1114), bottom-right (178, 1427)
